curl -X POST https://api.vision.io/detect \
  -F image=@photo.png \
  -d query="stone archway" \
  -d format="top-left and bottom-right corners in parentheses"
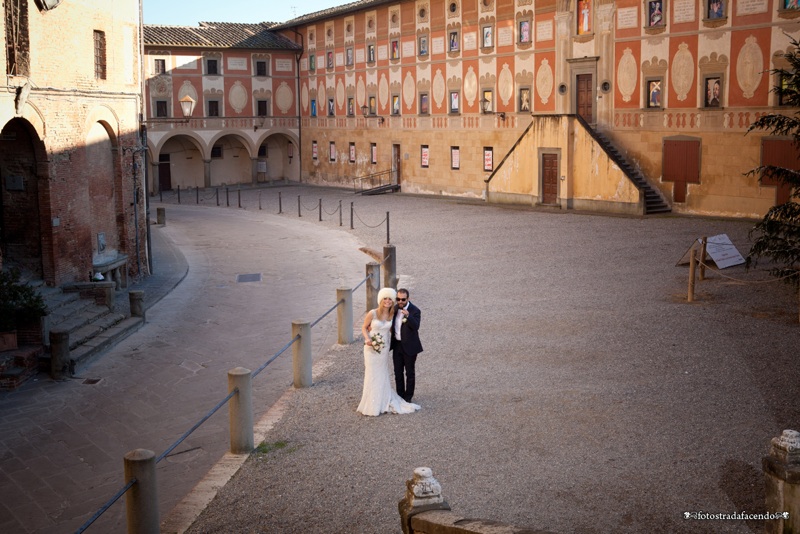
top-left (0, 118), bottom-right (45, 277)
top-left (257, 133), bottom-right (299, 182)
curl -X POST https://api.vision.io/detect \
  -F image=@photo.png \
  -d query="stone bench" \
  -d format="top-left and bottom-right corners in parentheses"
top-left (92, 254), bottom-right (128, 290)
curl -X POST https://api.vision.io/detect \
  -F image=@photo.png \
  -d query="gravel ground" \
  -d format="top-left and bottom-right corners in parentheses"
top-left (160, 184), bottom-right (799, 534)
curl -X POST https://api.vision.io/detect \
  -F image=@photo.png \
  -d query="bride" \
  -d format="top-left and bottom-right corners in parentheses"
top-left (357, 287), bottom-right (421, 416)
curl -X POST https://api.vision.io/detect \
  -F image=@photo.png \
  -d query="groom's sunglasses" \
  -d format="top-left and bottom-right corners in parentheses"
top-left (396, 297), bottom-right (407, 302)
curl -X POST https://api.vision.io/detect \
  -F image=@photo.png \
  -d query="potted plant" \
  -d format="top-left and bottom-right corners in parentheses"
top-left (0, 268), bottom-right (47, 351)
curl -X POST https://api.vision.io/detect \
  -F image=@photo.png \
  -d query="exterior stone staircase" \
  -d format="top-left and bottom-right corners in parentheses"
top-left (0, 282), bottom-right (143, 390)
top-left (577, 116), bottom-right (672, 215)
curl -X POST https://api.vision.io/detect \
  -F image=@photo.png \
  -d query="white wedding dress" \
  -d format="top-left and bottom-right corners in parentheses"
top-left (357, 311), bottom-right (421, 416)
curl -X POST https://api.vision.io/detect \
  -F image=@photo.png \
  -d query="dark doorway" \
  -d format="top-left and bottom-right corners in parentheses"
top-left (542, 153), bottom-right (558, 205)
top-left (577, 74), bottom-right (593, 122)
top-left (158, 153), bottom-right (172, 191)
top-left (663, 139), bottom-right (701, 203)
top-left (762, 139), bottom-right (800, 205)
top-left (393, 144), bottom-right (401, 185)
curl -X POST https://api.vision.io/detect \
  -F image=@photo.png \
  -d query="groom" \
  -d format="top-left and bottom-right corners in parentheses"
top-left (391, 288), bottom-right (423, 403)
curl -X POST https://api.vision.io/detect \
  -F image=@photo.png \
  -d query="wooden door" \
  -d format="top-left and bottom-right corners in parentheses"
top-left (542, 153), bottom-right (558, 204)
top-left (393, 144), bottom-right (401, 185)
top-left (577, 74), bottom-right (593, 122)
top-left (158, 154), bottom-right (172, 191)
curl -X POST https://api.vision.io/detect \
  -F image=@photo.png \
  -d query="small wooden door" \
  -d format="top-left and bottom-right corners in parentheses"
top-left (576, 74), bottom-right (593, 122)
top-left (393, 144), bottom-right (401, 185)
top-left (542, 153), bottom-right (558, 204)
top-left (158, 154), bottom-right (172, 191)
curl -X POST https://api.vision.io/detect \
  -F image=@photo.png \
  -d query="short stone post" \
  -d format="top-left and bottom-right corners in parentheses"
top-left (49, 329), bottom-right (70, 380)
top-left (699, 237), bottom-right (708, 281)
top-left (123, 449), bottom-right (159, 534)
top-left (763, 429), bottom-right (800, 534)
top-left (383, 244), bottom-right (397, 289)
top-left (156, 207), bottom-right (166, 225)
top-left (129, 290), bottom-right (145, 322)
top-left (227, 367), bottom-right (254, 454)
top-left (337, 287), bottom-right (353, 345)
top-left (398, 467), bottom-right (450, 534)
top-left (292, 320), bottom-right (312, 388)
top-left (366, 262), bottom-right (380, 313)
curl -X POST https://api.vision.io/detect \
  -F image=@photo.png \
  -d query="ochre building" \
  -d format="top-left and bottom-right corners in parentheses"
top-left (272, 0), bottom-right (800, 217)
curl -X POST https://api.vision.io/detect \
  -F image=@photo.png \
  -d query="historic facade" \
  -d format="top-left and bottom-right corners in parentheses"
top-left (1, 0), bottom-right (145, 286)
top-left (142, 23), bottom-right (303, 193)
top-left (273, 0), bottom-right (800, 218)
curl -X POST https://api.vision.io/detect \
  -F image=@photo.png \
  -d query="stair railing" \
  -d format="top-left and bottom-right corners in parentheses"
top-left (353, 169), bottom-right (394, 192)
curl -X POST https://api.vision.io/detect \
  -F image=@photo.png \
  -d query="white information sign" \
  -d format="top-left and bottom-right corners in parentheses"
top-left (403, 41), bottom-right (415, 57)
top-left (432, 36), bottom-right (445, 55)
top-left (673, 0), bottom-right (696, 23)
top-left (705, 234), bottom-right (746, 269)
top-left (227, 58), bottom-right (247, 70)
top-left (276, 59), bottom-right (293, 72)
top-left (536, 20), bottom-right (554, 41)
top-left (616, 7), bottom-right (638, 29)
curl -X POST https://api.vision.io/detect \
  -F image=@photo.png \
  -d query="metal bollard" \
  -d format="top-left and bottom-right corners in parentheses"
top-left (49, 329), bottom-right (70, 380)
top-left (228, 367), bottom-right (254, 454)
top-left (318, 199), bottom-right (322, 221)
top-left (226, 187), bottom-right (230, 207)
top-left (177, 185), bottom-right (181, 204)
top-left (383, 244), bottom-right (397, 289)
top-left (123, 449), bottom-right (159, 534)
top-left (292, 320), bottom-right (312, 388)
top-left (366, 262), bottom-right (380, 312)
top-left (238, 187), bottom-right (242, 208)
top-left (279, 191), bottom-right (283, 214)
top-left (699, 236), bottom-right (707, 281)
top-left (129, 290), bottom-right (145, 322)
top-left (337, 288), bottom-right (353, 344)
top-left (687, 248), bottom-right (696, 303)
top-left (386, 211), bottom-right (390, 244)
top-left (339, 200), bottom-right (343, 226)
top-left (156, 207), bottom-right (165, 225)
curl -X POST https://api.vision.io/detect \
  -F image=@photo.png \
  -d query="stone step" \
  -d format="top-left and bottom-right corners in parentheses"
top-left (67, 312), bottom-right (127, 350)
top-left (69, 317), bottom-right (144, 374)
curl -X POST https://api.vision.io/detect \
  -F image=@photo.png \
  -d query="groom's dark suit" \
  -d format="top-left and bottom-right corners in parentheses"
top-left (391, 301), bottom-right (423, 402)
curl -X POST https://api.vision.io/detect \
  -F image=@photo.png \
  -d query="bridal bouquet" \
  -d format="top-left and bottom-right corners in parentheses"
top-left (370, 332), bottom-right (385, 353)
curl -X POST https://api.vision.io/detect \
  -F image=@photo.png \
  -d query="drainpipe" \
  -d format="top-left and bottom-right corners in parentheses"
top-left (290, 28), bottom-right (304, 183)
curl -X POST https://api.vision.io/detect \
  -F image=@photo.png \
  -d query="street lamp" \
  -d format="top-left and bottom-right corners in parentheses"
top-left (179, 95), bottom-right (196, 119)
top-left (361, 104), bottom-right (385, 124)
top-left (480, 96), bottom-right (505, 121)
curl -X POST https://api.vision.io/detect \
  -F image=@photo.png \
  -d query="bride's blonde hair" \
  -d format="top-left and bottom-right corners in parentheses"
top-left (376, 287), bottom-right (396, 318)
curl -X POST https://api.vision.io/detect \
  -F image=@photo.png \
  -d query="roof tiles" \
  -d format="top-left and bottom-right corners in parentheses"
top-left (144, 22), bottom-right (301, 51)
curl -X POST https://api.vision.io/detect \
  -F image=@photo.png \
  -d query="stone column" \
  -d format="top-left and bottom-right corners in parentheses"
top-left (337, 287), bottom-right (353, 345)
top-left (228, 367), bottom-right (254, 454)
top-left (203, 159), bottom-right (212, 188)
top-left (763, 429), bottom-right (800, 534)
top-left (124, 449), bottom-right (159, 534)
top-left (129, 290), bottom-right (145, 321)
top-left (292, 320), bottom-right (312, 388)
top-left (383, 244), bottom-right (397, 290)
top-left (398, 467), bottom-right (450, 534)
top-left (366, 262), bottom-right (380, 313)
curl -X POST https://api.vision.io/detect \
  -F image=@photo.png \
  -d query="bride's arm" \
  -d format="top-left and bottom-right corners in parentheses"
top-left (362, 311), bottom-right (374, 346)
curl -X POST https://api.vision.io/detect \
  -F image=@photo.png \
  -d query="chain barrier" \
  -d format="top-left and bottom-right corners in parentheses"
top-left (352, 208), bottom-right (388, 229)
top-left (697, 259), bottom-right (799, 284)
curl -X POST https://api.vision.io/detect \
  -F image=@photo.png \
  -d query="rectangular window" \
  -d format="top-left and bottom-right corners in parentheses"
top-left (484, 147), bottom-right (493, 172)
top-left (312, 141), bottom-right (318, 160)
top-left (346, 47), bottom-right (354, 66)
top-left (329, 142), bottom-right (336, 162)
top-left (155, 100), bottom-right (168, 117)
top-left (391, 95), bottom-right (400, 115)
top-left (371, 143), bottom-right (377, 164)
top-left (208, 100), bottom-right (220, 117)
top-left (519, 87), bottom-right (531, 112)
top-left (328, 98), bottom-right (335, 116)
top-left (256, 60), bottom-right (268, 76)
top-left (206, 58), bottom-right (219, 75)
top-left (211, 145), bottom-right (223, 159)
top-left (451, 146), bottom-right (460, 170)
top-left (707, 0), bottom-right (725, 19)
top-left (327, 51), bottom-right (334, 69)
top-left (519, 20), bottom-right (531, 43)
top-left (311, 99), bottom-right (317, 117)
top-left (449, 31), bottom-right (459, 52)
top-left (482, 25), bottom-right (493, 48)
top-left (349, 142), bottom-right (356, 163)
top-left (449, 91), bottom-right (460, 114)
top-left (347, 97), bottom-right (355, 116)
top-left (704, 76), bottom-right (721, 108)
top-left (369, 96), bottom-right (377, 115)
top-left (420, 93), bottom-right (429, 115)
top-left (577, 0), bottom-right (592, 34)
top-left (646, 79), bottom-right (662, 109)
top-left (482, 89), bottom-right (493, 113)
top-left (648, 0), bottom-right (665, 27)
top-left (778, 73), bottom-right (791, 106)
top-left (309, 54), bottom-right (316, 71)
top-left (421, 145), bottom-right (429, 168)
top-left (154, 59), bottom-right (166, 74)
top-left (391, 40), bottom-right (400, 59)
top-left (94, 30), bottom-right (106, 80)
top-left (257, 100), bottom-right (269, 117)
top-left (418, 35), bottom-right (428, 56)
top-left (367, 44), bottom-right (375, 63)
top-left (258, 145), bottom-right (267, 157)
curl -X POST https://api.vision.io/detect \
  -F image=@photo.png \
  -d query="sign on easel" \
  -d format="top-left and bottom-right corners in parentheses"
top-left (677, 234), bottom-right (746, 269)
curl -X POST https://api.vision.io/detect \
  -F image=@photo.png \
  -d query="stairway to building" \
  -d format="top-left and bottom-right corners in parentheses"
top-left (0, 283), bottom-right (143, 390)
top-left (592, 131), bottom-right (672, 215)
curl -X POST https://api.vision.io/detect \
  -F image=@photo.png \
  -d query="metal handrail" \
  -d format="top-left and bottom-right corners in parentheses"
top-left (353, 169), bottom-right (393, 192)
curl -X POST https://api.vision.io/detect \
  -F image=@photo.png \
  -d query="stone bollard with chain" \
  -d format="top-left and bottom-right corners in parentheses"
top-left (764, 429), bottom-right (800, 534)
top-left (398, 467), bottom-right (450, 534)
